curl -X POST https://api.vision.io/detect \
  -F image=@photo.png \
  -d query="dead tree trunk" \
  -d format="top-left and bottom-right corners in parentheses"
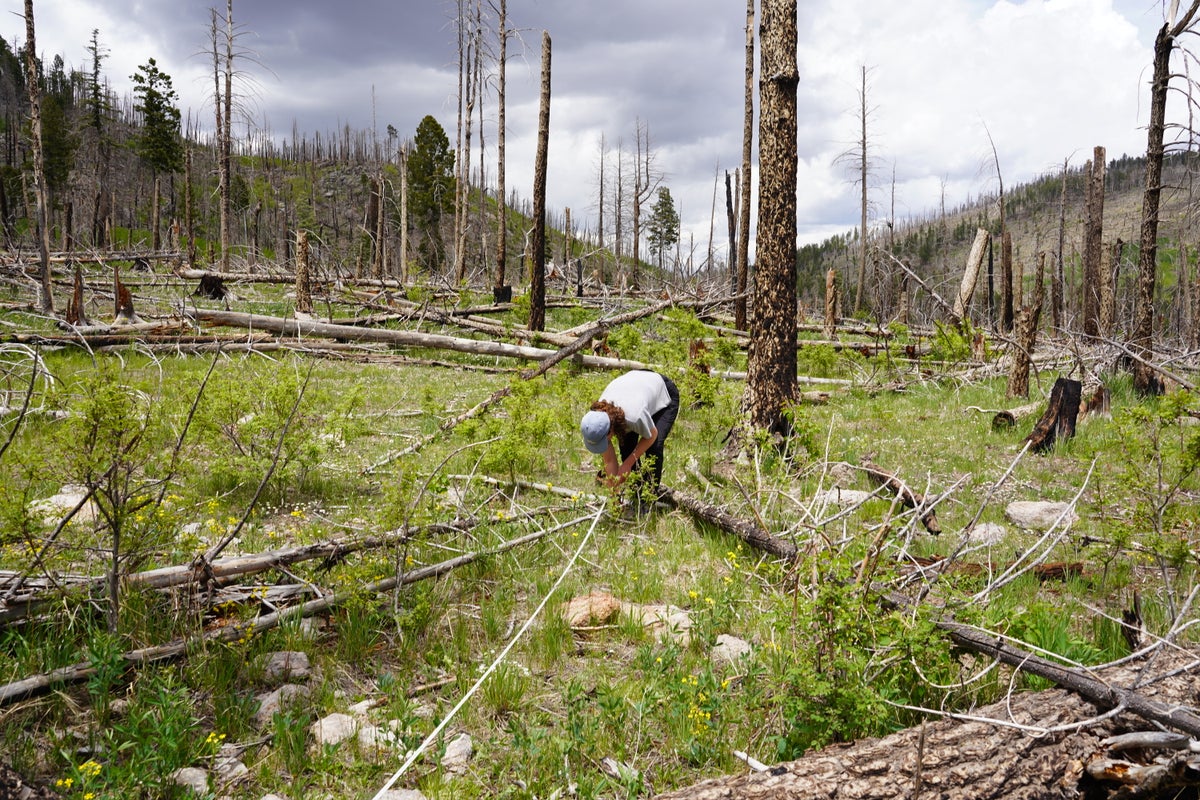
top-left (651, 645), bottom-right (1200, 800)
top-left (824, 268), bottom-right (838, 340)
top-left (735, 0), bottom-right (754, 331)
top-left (953, 228), bottom-right (989, 326)
top-left (1006, 252), bottom-right (1045, 398)
top-left (23, 0), bottom-right (53, 314)
top-left (1025, 377), bottom-right (1082, 454)
top-left (295, 229), bottom-right (313, 314)
top-left (528, 31), bottom-right (551, 332)
top-left (1101, 238), bottom-right (1120, 336)
top-left (1131, 11), bottom-right (1200, 394)
top-left (1082, 146), bottom-right (1105, 338)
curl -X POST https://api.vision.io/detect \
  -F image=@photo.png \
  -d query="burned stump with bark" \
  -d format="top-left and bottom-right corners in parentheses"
top-left (1025, 377), bottom-right (1082, 454)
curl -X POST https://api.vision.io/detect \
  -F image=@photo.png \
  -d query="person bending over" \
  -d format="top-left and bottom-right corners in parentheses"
top-left (579, 370), bottom-right (679, 504)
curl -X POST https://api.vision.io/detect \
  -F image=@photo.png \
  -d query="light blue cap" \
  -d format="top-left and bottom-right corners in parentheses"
top-left (580, 410), bottom-right (611, 454)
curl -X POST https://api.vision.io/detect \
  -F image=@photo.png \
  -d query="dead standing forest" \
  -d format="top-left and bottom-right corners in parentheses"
top-left (1, 0), bottom-right (1200, 798)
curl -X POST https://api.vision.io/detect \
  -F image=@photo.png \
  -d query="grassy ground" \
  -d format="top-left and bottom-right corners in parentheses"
top-left (0, 290), bottom-right (1197, 798)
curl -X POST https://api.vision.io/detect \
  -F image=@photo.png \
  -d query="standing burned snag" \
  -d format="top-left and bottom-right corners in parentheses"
top-left (1025, 377), bottom-right (1082, 453)
top-left (67, 264), bottom-right (90, 327)
top-left (1082, 146), bottom-right (1106, 338)
top-left (1006, 252), bottom-right (1045, 398)
top-left (824, 269), bottom-right (838, 340)
top-left (113, 266), bottom-right (137, 324)
top-left (744, 0), bottom-right (798, 437)
top-left (295, 229), bottom-right (313, 315)
top-left (528, 31), bottom-right (551, 332)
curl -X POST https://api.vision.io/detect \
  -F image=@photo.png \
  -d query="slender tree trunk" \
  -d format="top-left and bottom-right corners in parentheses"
top-left (494, 0), bottom-right (508, 295)
top-left (1053, 157), bottom-right (1067, 332)
top-left (528, 31), bottom-right (551, 332)
top-left (23, 0), bottom-right (53, 313)
top-left (1102, 238), bottom-right (1121, 336)
top-left (853, 66), bottom-right (868, 316)
top-left (1082, 146), bottom-right (1106, 337)
top-left (399, 144), bottom-right (409, 284)
top-left (735, 0), bottom-right (754, 331)
top-left (151, 174), bottom-right (161, 251)
top-left (744, 0), bottom-right (798, 435)
top-left (1131, 13), bottom-right (1199, 393)
top-left (295, 229), bottom-right (312, 314)
top-left (725, 170), bottom-right (737, 294)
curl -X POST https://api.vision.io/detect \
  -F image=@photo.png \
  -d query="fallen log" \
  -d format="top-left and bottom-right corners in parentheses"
top-left (992, 400), bottom-right (1042, 430)
top-left (659, 485), bottom-right (797, 560)
top-left (0, 521), bottom-right (470, 626)
top-left (651, 645), bottom-right (1200, 799)
top-left (860, 460), bottom-right (941, 534)
top-left (0, 512), bottom-right (597, 706)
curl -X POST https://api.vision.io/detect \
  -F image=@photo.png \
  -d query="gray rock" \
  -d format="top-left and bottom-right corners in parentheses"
top-left (309, 713), bottom-right (359, 747)
top-left (441, 732), bottom-right (473, 774)
top-left (967, 521), bottom-right (1007, 545)
top-left (254, 683), bottom-right (310, 729)
top-left (214, 756), bottom-right (248, 785)
top-left (263, 651), bottom-right (311, 684)
top-left (172, 766), bottom-right (209, 795)
top-left (377, 791), bottom-right (427, 800)
top-left (1005, 500), bottom-right (1078, 530)
top-left (711, 634), bottom-right (753, 665)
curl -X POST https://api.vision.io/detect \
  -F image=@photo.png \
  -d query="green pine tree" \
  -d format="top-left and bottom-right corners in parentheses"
top-left (406, 115), bottom-right (455, 272)
top-left (646, 187), bottom-right (680, 270)
top-left (131, 58), bottom-right (182, 176)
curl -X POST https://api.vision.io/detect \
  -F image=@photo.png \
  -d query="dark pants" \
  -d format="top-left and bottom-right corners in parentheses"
top-left (617, 375), bottom-right (679, 495)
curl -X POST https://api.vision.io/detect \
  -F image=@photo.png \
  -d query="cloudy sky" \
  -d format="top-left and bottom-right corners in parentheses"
top-left (10, 0), bottom-right (1183, 262)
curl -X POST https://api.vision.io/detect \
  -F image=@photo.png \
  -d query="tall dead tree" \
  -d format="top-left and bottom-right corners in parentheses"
top-left (851, 65), bottom-right (871, 316)
top-left (631, 119), bottom-right (660, 291)
top-left (1053, 157), bottom-right (1068, 331)
top-left (744, 0), bottom-right (798, 436)
top-left (23, 0), bottom-right (53, 313)
top-left (984, 125), bottom-right (1011, 332)
top-left (1133, 4), bottom-right (1200, 394)
top-left (725, 170), bottom-right (737, 294)
top-left (210, 1), bottom-right (235, 271)
top-left (493, 0), bottom-right (509, 300)
top-left (735, 0), bottom-right (754, 331)
top-left (1082, 146), bottom-right (1106, 338)
top-left (528, 31), bottom-right (551, 332)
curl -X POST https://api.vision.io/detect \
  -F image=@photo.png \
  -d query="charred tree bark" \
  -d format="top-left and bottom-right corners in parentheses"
top-left (651, 646), bottom-right (1200, 800)
top-left (1025, 377), bottom-right (1082, 454)
top-left (824, 268), bottom-right (838, 341)
top-left (1083, 147), bottom-right (1105, 338)
top-left (294, 229), bottom-right (313, 314)
top-left (659, 486), bottom-right (796, 560)
top-left (744, 0), bottom-right (798, 436)
top-left (528, 31), bottom-right (551, 332)
top-left (1102, 238), bottom-right (1121, 337)
top-left (1007, 252), bottom-right (1045, 398)
top-left (861, 460), bottom-right (941, 534)
top-left (1132, 9), bottom-right (1200, 394)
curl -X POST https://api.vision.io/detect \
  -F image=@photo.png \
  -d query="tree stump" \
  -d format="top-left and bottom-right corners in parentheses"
top-left (1025, 377), bottom-right (1082, 454)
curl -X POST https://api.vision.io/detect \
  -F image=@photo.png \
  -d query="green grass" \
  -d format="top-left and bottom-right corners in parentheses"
top-left (0, 302), bottom-right (1197, 797)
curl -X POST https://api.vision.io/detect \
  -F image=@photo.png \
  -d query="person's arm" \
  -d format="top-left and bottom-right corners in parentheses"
top-left (616, 425), bottom-right (657, 476)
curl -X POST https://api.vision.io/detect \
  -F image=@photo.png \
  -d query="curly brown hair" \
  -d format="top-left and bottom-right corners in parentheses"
top-left (590, 400), bottom-right (627, 437)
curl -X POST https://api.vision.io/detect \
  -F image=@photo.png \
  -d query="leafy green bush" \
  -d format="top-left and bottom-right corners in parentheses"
top-left (191, 359), bottom-right (364, 504)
